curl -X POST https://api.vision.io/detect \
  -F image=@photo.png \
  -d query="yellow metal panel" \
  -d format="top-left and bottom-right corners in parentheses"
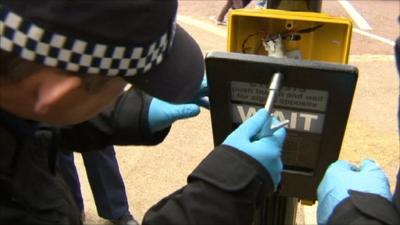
top-left (227, 9), bottom-right (352, 64)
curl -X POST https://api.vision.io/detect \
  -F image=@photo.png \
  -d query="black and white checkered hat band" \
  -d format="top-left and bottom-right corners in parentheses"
top-left (0, 7), bottom-right (175, 77)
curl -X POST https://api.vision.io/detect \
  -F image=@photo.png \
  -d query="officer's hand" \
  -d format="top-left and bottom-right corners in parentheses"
top-left (148, 98), bottom-right (201, 133)
top-left (317, 160), bottom-right (392, 225)
top-left (190, 75), bottom-right (209, 109)
top-left (148, 76), bottom-right (209, 133)
top-left (223, 109), bottom-right (287, 187)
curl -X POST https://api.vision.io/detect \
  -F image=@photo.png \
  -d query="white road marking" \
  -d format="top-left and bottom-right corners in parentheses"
top-left (338, 0), bottom-right (372, 30)
top-left (349, 54), bottom-right (395, 62)
top-left (353, 28), bottom-right (395, 46)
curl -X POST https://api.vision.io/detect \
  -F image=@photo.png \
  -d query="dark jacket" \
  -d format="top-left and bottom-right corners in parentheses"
top-left (0, 89), bottom-right (275, 224)
top-left (0, 121), bottom-right (80, 224)
top-left (327, 170), bottom-right (400, 225)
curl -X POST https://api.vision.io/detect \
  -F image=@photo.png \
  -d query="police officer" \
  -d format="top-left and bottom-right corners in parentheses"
top-left (0, 1), bottom-right (286, 224)
top-left (315, 34), bottom-right (400, 224)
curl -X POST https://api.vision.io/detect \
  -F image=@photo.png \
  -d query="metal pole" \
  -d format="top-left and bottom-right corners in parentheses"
top-left (266, 0), bottom-right (322, 12)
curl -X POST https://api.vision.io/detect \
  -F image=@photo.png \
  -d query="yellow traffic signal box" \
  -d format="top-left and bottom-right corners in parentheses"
top-left (227, 9), bottom-right (352, 64)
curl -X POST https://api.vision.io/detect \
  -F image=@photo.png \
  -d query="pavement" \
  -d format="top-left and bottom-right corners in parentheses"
top-left (76, 1), bottom-right (399, 224)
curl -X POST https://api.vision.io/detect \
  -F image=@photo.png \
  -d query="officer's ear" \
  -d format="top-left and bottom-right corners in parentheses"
top-left (34, 70), bottom-right (82, 115)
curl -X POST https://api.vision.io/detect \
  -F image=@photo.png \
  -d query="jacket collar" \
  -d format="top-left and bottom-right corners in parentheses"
top-left (0, 109), bottom-right (37, 138)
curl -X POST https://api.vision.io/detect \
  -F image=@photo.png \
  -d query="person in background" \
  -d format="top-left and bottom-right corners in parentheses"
top-left (212, 0), bottom-right (251, 25)
top-left (58, 146), bottom-right (136, 225)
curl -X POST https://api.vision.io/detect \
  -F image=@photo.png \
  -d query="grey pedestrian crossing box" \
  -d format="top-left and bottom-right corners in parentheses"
top-left (205, 51), bottom-right (358, 200)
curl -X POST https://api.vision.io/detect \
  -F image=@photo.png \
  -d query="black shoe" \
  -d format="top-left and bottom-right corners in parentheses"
top-left (110, 213), bottom-right (139, 225)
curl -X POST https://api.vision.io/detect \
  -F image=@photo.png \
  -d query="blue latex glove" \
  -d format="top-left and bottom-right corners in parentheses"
top-left (317, 160), bottom-right (392, 225)
top-left (223, 108), bottom-right (287, 187)
top-left (148, 76), bottom-right (209, 133)
top-left (191, 75), bottom-right (209, 109)
top-left (148, 98), bottom-right (200, 133)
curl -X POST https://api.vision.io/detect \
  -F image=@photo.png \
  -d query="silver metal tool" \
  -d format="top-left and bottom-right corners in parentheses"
top-left (265, 72), bottom-right (284, 113)
top-left (255, 72), bottom-right (289, 139)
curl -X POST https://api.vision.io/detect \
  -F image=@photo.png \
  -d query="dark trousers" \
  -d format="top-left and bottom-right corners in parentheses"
top-left (57, 146), bottom-right (129, 220)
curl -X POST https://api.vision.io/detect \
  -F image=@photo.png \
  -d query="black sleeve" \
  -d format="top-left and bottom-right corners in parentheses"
top-left (55, 89), bottom-right (170, 152)
top-left (142, 146), bottom-right (275, 225)
top-left (328, 190), bottom-right (400, 225)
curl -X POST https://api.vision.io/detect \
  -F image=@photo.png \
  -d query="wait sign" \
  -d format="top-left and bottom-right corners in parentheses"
top-left (231, 104), bottom-right (325, 134)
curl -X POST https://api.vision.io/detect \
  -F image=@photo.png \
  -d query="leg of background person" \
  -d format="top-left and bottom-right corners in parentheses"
top-left (57, 151), bottom-right (85, 215)
top-left (216, 0), bottom-right (233, 22)
top-left (82, 146), bottom-right (133, 224)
